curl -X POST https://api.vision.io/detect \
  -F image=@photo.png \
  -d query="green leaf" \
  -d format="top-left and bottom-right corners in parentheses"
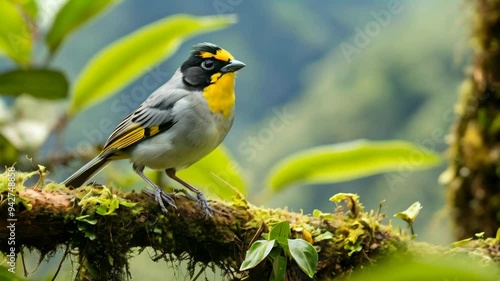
top-left (84, 229), bottom-right (96, 240)
top-left (314, 231), bottom-right (334, 242)
top-left (267, 140), bottom-right (442, 191)
top-left (11, 0), bottom-right (38, 20)
top-left (269, 221), bottom-right (291, 247)
top-left (0, 0), bottom-right (33, 65)
top-left (451, 237), bottom-right (473, 248)
top-left (118, 199), bottom-right (136, 208)
top-left (474, 232), bottom-right (485, 238)
top-left (45, 0), bottom-right (118, 54)
top-left (69, 14), bottom-right (237, 116)
top-left (178, 146), bottom-right (245, 200)
top-left (76, 215), bottom-right (98, 225)
top-left (288, 238), bottom-right (318, 278)
top-left (330, 193), bottom-right (364, 216)
top-left (0, 264), bottom-right (28, 280)
top-left (0, 69), bottom-right (69, 99)
top-left (394, 201), bottom-right (422, 224)
top-left (269, 248), bottom-right (287, 281)
top-left (240, 240), bottom-right (275, 271)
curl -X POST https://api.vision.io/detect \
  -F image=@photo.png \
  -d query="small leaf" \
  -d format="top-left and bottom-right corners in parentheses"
top-left (269, 221), bottom-right (290, 246)
top-left (45, 0), bottom-right (118, 54)
top-left (330, 193), bottom-right (364, 216)
top-left (110, 197), bottom-right (119, 211)
top-left (394, 201), bottom-right (422, 224)
top-left (0, 0), bottom-right (33, 65)
top-left (394, 201), bottom-right (422, 236)
top-left (312, 209), bottom-right (334, 219)
top-left (118, 199), bottom-right (136, 208)
top-left (96, 204), bottom-right (108, 215)
top-left (330, 192), bottom-right (359, 204)
top-left (76, 215), bottom-right (98, 225)
top-left (84, 229), bottom-right (96, 240)
top-left (0, 69), bottom-right (68, 99)
top-left (451, 237), bottom-right (473, 248)
top-left (267, 140), bottom-right (442, 191)
top-left (69, 14), bottom-right (236, 116)
top-left (314, 231), bottom-right (334, 242)
top-left (288, 238), bottom-right (318, 278)
top-left (179, 146), bottom-right (245, 200)
top-left (240, 240), bottom-right (275, 271)
top-left (269, 248), bottom-right (287, 281)
top-left (474, 232), bottom-right (485, 238)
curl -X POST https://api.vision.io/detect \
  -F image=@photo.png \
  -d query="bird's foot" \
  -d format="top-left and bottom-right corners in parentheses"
top-left (144, 187), bottom-right (176, 214)
top-left (173, 188), bottom-right (215, 218)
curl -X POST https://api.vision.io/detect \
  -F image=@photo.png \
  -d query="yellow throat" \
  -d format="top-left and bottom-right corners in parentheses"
top-left (202, 72), bottom-right (236, 118)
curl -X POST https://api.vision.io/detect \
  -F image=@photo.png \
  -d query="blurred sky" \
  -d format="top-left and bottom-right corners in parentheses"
top-left (34, 0), bottom-right (470, 245)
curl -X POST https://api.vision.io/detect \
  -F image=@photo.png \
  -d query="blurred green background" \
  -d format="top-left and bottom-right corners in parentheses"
top-left (0, 0), bottom-right (470, 279)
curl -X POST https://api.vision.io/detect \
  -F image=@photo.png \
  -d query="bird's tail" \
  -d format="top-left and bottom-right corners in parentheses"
top-left (62, 155), bottom-right (110, 188)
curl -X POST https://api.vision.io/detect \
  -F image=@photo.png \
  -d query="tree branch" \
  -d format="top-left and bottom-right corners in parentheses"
top-left (0, 169), bottom-right (405, 280)
top-left (0, 170), bottom-right (498, 280)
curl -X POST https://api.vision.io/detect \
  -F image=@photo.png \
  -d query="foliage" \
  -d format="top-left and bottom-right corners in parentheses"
top-left (240, 221), bottom-right (319, 280)
top-left (394, 201), bottom-right (422, 236)
top-left (266, 140), bottom-right (442, 191)
top-left (0, 0), bottom-right (34, 66)
top-left (349, 255), bottom-right (500, 281)
top-left (0, 69), bottom-right (68, 99)
top-left (45, 0), bottom-right (119, 55)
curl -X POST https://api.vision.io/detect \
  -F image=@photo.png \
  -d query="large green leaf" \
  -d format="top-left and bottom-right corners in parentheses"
top-left (178, 146), bottom-right (245, 200)
top-left (11, 0), bottom-right (38, 20)
top-left (267, 140), bottom-right (442, 191)
top-left (349, 255), bottom-right (499, 281)
top-left (0, 0), bottom-right (33, 66)
top-left (69, 14), bottom-right (236, 116)
top-left (288, 238), bottom-right (318, 278)
top-left (0, 69), bottom-right (68, 99)
top-left (45, 0), bottom-right (118, 55)
top-left (239, 240), bottom-right (275, 271)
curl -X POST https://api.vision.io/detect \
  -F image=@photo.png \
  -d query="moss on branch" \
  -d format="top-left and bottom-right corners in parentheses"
top-left (0, 168), bottom-right (498, 280)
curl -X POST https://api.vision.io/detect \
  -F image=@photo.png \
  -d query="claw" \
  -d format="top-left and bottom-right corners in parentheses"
top-left (174, 188), bottom-right (213, 217)
top-left (195, 191), bottom-right (213, 218)
top-left (134, 164), bottom-right (176, 214)
top-left (144, 187), bottom-right (176, 213)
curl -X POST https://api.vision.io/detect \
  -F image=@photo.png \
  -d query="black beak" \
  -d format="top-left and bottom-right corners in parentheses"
top-left (221, 59), bottom-right (246, 73)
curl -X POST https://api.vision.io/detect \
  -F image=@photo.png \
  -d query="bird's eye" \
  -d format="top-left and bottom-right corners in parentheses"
top-left (201, 59), bottom-right (215, 70)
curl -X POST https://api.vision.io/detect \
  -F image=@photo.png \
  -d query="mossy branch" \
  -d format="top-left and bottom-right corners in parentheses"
top-left (0, 170), bottom-right (498, 280)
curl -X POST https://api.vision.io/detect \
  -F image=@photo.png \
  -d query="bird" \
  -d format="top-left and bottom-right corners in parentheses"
top-left (63, 42), bottom-right (245, 217)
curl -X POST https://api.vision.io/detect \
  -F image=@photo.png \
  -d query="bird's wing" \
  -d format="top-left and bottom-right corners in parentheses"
top-left (102, 88), bottom-right (190, 153)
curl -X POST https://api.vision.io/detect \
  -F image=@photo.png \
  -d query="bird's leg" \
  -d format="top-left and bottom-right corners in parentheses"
top-left (166, 168), bottom-right (212, 218)
top-left (133, 164), bottom-right (176, 213)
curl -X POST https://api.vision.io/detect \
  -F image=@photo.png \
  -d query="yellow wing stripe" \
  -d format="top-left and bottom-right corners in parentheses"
top-left (104, 127), bottom-right (144, 151)
top-left (103, 125), bottom-right (161, 152)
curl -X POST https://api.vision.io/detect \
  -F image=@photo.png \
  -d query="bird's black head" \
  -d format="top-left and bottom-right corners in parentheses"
top-left (180, 42), bottom-right (245, 89)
